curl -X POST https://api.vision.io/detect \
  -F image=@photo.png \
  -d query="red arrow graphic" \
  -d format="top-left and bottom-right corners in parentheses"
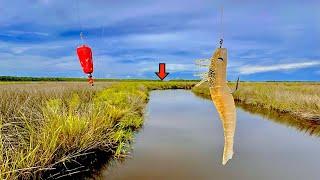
top-left (155, 63), bottom-right (169, 80)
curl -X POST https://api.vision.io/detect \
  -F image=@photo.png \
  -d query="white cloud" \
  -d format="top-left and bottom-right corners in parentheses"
top-left (140, 63), bottom-right (195, 73)
top-left (166, 63), bottom-right (195, 72)
top-left (125, 33), bottom-right (181, 44)
top-left (7, 30), bottom-right (49, 37)
top-left (0, 40), bottom-right (72, 55)
top-left (238, 61), bottom-right (320, 75)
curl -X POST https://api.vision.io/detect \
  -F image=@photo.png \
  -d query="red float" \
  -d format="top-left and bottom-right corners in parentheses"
top-left (77, 45), bottom-right (93, 74)
top-left (76, 45), bottom-right (94, 86)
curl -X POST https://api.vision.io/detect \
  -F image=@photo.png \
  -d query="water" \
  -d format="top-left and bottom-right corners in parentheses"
top-left (99, 90), bottom-right (320, 180)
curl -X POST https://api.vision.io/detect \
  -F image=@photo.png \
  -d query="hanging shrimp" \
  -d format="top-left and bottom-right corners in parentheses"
top-left (196, 39), bottom-right (239, 165)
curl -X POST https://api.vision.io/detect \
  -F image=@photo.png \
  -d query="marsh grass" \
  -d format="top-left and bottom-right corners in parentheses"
top-left (0, 81), bottom-right (194, 179)
top-left (192, 82), bottom-right (320, 121)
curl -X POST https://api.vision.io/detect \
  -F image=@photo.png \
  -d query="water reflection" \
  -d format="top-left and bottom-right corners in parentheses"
top-left (99, 90), bottom-right (320, 180)
top-left (236, 102), bottom-right (320, 137)
top-left (194, 93), bottom-right (320, 137)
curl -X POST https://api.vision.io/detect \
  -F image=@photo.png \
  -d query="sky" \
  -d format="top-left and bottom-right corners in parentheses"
top-left (0, 0), bottom-right (319, 81)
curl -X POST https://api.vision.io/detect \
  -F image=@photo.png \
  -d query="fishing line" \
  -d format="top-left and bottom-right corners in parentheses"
top-left (217, 5), bottom-right (224, 48)
top-left (75, 0), bottom-right (85, 45)
top-left (220, 6), bottom-right (224, 40)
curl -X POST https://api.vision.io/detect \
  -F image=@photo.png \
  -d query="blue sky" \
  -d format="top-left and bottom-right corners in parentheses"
top-left (0, 0), bottom-right (319, 81)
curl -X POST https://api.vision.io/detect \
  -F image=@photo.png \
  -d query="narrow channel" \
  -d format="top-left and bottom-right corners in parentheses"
top-left (99, 90), bottom-right (320, 180)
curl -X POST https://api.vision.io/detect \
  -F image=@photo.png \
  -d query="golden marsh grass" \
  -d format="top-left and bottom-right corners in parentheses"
top-left (0, 81), bottom-right (194, 179)
top-left (192, 82), bottom-right (320, 121)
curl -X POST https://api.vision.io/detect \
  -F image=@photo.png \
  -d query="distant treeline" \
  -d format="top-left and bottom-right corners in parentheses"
top-left (1, 76), bottom-right (316, 82)
top-left (0, 76), bottom-right (86, 81)
top-left (0, 76), bottom-right (199, 82)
